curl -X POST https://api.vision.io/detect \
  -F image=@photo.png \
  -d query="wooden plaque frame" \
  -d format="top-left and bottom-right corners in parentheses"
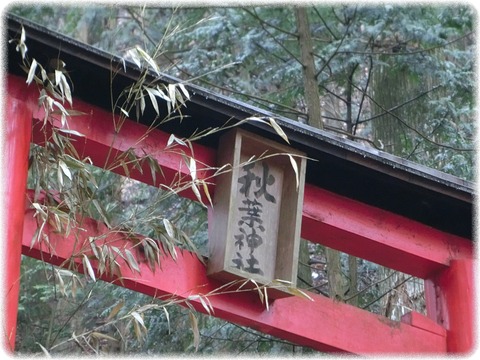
top-left (207, 128), bottom-right (306, 298)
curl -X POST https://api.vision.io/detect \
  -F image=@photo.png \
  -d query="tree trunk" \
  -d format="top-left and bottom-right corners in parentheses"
top-left (346, 255), bottom-right (358, 306)
top-left (295, 7), bottom-right (323, 129)
top-left (325, 247), bottom-right (347, 301)
top-left (297, 239), bottom-right (312, 290)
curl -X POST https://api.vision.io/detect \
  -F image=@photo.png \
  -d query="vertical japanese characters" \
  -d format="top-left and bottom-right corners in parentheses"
top-left (232, 161), bottom-right (277, 275)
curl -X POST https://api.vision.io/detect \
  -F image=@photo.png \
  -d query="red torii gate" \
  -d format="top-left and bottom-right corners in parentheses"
top-left (3, 14), bottom-right (474, 354)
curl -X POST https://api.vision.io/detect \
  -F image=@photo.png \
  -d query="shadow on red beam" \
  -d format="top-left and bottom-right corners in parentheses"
top-left (22, 205), bottom-right (447, 354)
top-left (301, 184), bottom-right (473, 279)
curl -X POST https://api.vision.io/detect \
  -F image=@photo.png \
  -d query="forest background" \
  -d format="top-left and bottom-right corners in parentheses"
top-left (5, 0), bottom-right (476, 355)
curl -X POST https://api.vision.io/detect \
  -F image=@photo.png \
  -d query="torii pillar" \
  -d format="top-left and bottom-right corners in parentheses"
top-left (3, 76), bottom-right (34, 351)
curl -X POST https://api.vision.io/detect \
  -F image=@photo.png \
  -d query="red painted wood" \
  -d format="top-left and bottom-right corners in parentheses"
top-left (7, 74), bottom-right (469, 281)
top-left (8, 74), bottom-right (473, 353)
top-left (424, 279), bottom-right (440, 322)
top-left (22, 84), bottom-right (472, 281)
top-left (301, 184), bottom-right (472, 278)
top-left (431, 259), bottom-right (474, 353)
top-left (401, 311), bottom-right (447, 337)
top-left (21, 206), bottom-right (447, 354)
top-left (3, 75), bottom-right (35, 351)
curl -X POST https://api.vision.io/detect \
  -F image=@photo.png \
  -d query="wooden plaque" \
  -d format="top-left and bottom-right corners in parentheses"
top-left (207, 128), bottom-right (306, 298)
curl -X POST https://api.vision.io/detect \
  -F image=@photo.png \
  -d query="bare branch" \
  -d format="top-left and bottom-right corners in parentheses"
top-left (243, 8), bottom-right (302, 66)
top-left (354, 83), bottom-right (474, 152)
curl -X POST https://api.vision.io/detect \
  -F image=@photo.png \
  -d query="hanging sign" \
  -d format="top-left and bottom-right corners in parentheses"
top-left (207, 128), bottom-right (306, 298)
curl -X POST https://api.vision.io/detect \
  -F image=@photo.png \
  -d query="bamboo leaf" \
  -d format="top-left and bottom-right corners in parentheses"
top-left (163, 218), bottom-right (175, 238)
top-left (32, 202), bottom-right (48, 220)
top-left (144, 87), bottom-right (160, 116)
top-left (55, 69), bottom-right (62, 86)
top-left (167, 134), bottom-right (187, 147)
top-left (155, 85), bottom-right (172, 102)
top-left (168, 84), bottom-right (177, 108)
top-left (36, 342), bottom-right (51, 357)
top-left (131, 311), bottom-right (146, 330)
top-left (92, 199), bottom-right (111, 228)
top-left (13, 25), bottom-right (28, 59)
top-left (268, 117), bottom-right (290, 144)
top-left (26, 58), bottom-right (37, 85)
top-left (188, 157), bottom-right (197, 181)
top-left (162, 306), bottom-right (171, 334)
top-left (58, 160), bottom-right (72, 180)
top-left (188, 312), bottom-right (200, 352)
top-left (57, 128), bottom-right (85, 137)
top-left (132, 319), bottom-right (142, 341)
top-left (54, 269), bottom-right (66, 297)
top-left (250, 279), bottom-right (264, 303)
top-left (202, 180), bottom-right (213, 207)
top-left (90, 332), bottom-right (119, 343)
top-left (178, 83), bottom-right (190, 100)
top-left (198, 295), bottom-right (214, 315)
top-left (288, 287), bottom-right (314, 301)
top-left (140, 93), bottom-right (146, 115)
top-left (60, 74), bottom-right (73, 106)
top-left (120, 107), bottom-right (129, 117)
top-left (135, 46), bottom-right (160, 75)
top-left (107, 300), bottom-right (125, 320)
top-left (287, 154), bottom-right (299, 190)
top-left (82, 254), bottom-right (96, 282)
top-left (89, 237), bottom-right (99, 259)
top-left (127, 48), bottom-right (141, 69)
top-left (146, 155), bottom-right (163, 185)
top-left (71, 275), bottom-right (78, 298)
top-left (264, 286), bottom-right (269, 311)
top-left (40, 67), bottom-right (48, 83)
top-left (124, 248), bottom-right (140, 273)
top-left (57, 166), bottom-right (64, 187)
top-left (191, 182), bottom-right (205, 207)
